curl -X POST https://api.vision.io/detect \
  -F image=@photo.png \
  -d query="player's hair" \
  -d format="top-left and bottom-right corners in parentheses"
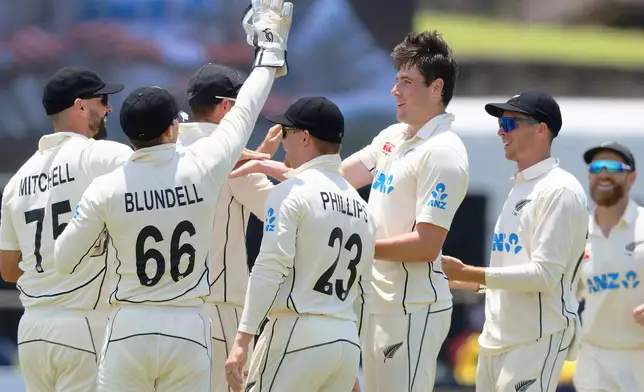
top-left (391, 30), bottom-right (459, 107)
top-left (311, 137), bottom-right (341, 155)
top-left (190, 105), bottom-right (215, 122)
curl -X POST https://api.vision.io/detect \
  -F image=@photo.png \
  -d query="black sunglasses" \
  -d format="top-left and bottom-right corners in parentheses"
top-left (84, 94), bottom-right (109, 107)
top-left (281, 126), bottom-right (301, 138)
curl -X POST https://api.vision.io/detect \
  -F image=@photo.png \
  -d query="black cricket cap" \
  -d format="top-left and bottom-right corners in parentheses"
top-left (485, 91), bottom-right (563, 136)
top-left (583, 141), bottom-right (636, 170)
top-left (187, 63), bottom-right (245, 108)
top-left (120, 87), bottom-right (180, 142)
top-left (265, 97), bottom-right (344, 143)
top-left (42, 67), bottom-right (124, 115)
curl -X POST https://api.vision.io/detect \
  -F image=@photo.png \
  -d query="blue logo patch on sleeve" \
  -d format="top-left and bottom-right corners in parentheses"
top-left (265, 208), bottom-right (276, 232)
top-left (427, 183), bottom-right (448, 210)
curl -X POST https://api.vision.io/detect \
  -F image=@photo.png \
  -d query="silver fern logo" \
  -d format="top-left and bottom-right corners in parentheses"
top-left (512, 199), bottom-right (531, 215)
top-left (515, 379), bottom-right (536, 392)
top-left (383, 342), bottom-right (403, 363)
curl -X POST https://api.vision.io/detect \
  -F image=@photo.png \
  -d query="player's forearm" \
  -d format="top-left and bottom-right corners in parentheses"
top-left (449, 280), bottom-right (481, 292)
top-left (238, 263), bottom-right (287, 334)
top-left (375, 232), bottom-right (440, 262)
top-left (218, 67), bottom-right (276, 172)
top-left (0, 250), bottom-right (22, 283)
top-left (484, 262), bottom-right (564, 292)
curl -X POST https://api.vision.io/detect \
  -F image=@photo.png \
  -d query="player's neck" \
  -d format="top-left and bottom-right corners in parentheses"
top-left (516, 149), bottom-right (551, 172)
top-left (406, 108), bottom-right (446, 137)
top-left (594, 197), bottom-right (629, 236)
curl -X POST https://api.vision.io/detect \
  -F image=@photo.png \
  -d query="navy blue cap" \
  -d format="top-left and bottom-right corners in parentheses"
top-left (266, 97), bottom-right (345, 143)
top-left (120, 87), bottom-right (179, 142)
top-left (42, 67), bottom-right (124, 115)
top-left (187, 63), bottom-right (245, 108)
top-left (485, 91), bottom-right (563, 136)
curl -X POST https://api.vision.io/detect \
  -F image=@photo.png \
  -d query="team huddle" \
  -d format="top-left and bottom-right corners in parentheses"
top-left (0, 1), bottom-right (643, 392)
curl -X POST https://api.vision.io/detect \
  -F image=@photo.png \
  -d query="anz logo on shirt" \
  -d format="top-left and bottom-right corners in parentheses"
top-left (427, 183), bottom-right (448, 210)
top-left (587, 270), bottom-right (640, 294)
top-left (264, 208), bottom-right (276, 232)
top-left (492, 232), bottom-right (523, 255)
top-left (372, 170), bottom-right (394, 195)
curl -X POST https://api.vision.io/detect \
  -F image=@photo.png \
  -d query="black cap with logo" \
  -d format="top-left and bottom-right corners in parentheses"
top-left (485, 91), bottom-right (563, 136)
top-left (186, 63), bottom-right (245, 108)
top-left (265, 97), bottom-right (345, 143)
top-left (583, 141), bottom-right (636, 170)
top-left (42, 67), bottom-right (124, 115)
top-left (120, 86), bottom-right (180, 142)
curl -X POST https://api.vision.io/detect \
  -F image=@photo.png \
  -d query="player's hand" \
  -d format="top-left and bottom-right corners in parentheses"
top-left (242, 0), bottom-right (294, 77)
top-left (352, 377), bottom-right (361, 392)
top-left (633, 303), bottom-right (644, 327)
top-left (256, 125), bottom-right (283, 157)
top-left (440, 255), bottom-right (467, 280)
top-left (225, 340), bottom-right (249, 392)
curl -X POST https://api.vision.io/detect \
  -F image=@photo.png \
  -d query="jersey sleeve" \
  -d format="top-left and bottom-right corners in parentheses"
top-left (227, 174), bottom-right (274, 220)
top-left (188, 67), bottom-right (275, 185)
top-left (81, 140), bottom-right (133, 178)
top-left (531, 187), bottom-right (589, 269)
top-left (0, 185), bottom-right (19, 250)
top-left (351, 129), bottom-right (387, 172)
top-left (238, 184), bottom-right (301, 335)
top-left (415, 146), bottom-right (469, 230)
top-left (54, 179), bottom-right (108, 275)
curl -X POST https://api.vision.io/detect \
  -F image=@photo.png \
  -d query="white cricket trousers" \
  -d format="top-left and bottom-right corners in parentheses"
top-left (245, 314), bottom-right (361, 392)
top-left (97, 305), bottom-right (212, 392)
top-left (361, 301), bottom-right (453, 392)
top-left (573, 342), bottom-right (644, 392)
top-left (17, 307), bottom-right (108, 392)
top-left (476, 325), bottom-right (575, 392)
top-left (206, 302), bottom-right (253, 392)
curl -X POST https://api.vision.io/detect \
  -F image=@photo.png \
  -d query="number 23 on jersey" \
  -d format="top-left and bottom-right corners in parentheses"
top-left (313, 227), bottom-right (362, 301)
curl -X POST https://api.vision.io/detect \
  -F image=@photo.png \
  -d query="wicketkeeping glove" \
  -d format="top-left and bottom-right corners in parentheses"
top-left (242, 0), bottom-right (293, 78)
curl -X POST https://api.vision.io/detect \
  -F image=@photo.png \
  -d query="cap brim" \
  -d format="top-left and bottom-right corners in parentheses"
top-left (95, 83), bottom-right (125, 95)
top-left (265, 112), bottom-right (295, 126)
top-left (583, 146), bottom-right (632, 165)
top-left (484, 102), bottom-right (531, 118)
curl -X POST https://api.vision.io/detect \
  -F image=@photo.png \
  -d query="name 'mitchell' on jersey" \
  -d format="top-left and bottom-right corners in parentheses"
top-left (0, 133), bottom-right (132, 310)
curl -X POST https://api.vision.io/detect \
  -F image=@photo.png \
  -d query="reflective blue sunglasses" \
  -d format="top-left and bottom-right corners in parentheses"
top-left (588, 160), bottom-right (632, 174)
top-left (498, 116), bottom-right (539, 132)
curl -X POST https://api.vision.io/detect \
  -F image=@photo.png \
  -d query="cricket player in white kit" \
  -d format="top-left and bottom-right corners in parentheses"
top-left (225, 96), bottom-right (376, 392)
top-left (177, 63), bottom-right (278, 392)
top-left (573, 142), bottom-right (644, 392)
top-left (0, 67), bottom-right (131, 392)
top-left (442, 91), bottom-right (589, 392)
top-left (53, 2), bottom-right (294, 391)
top-left (337, 31), bottom-right (469, 392)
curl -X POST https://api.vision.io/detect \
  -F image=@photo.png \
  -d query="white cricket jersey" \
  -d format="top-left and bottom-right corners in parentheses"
top-left (479, 158), bottom-right (589, 354)
top-left (54, 67), bottom-right (276, 308)
top-left (0, 132), bottom-right (132, 309)
top-left (578, 199), bottom-right (644, 350)
top-left (352, 113), bottom-right (469, 315)
top-left (176, 122), bottom-right (274, 307)
top-left (238, 155), bottom-right (377, 335)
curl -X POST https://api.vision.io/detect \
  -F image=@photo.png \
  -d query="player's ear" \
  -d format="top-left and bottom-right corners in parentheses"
top-left (73, 98), bottom-right (84, 111)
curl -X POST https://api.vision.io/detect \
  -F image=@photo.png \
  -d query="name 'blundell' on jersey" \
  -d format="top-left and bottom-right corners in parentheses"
top-left (0, 133), bottom-right (132, 309)
top-left (54, 68), bottom-right (276, 308)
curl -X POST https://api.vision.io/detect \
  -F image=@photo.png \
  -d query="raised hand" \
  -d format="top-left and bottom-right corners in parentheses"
top-left (242, 0), bottom-right (294, 77)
